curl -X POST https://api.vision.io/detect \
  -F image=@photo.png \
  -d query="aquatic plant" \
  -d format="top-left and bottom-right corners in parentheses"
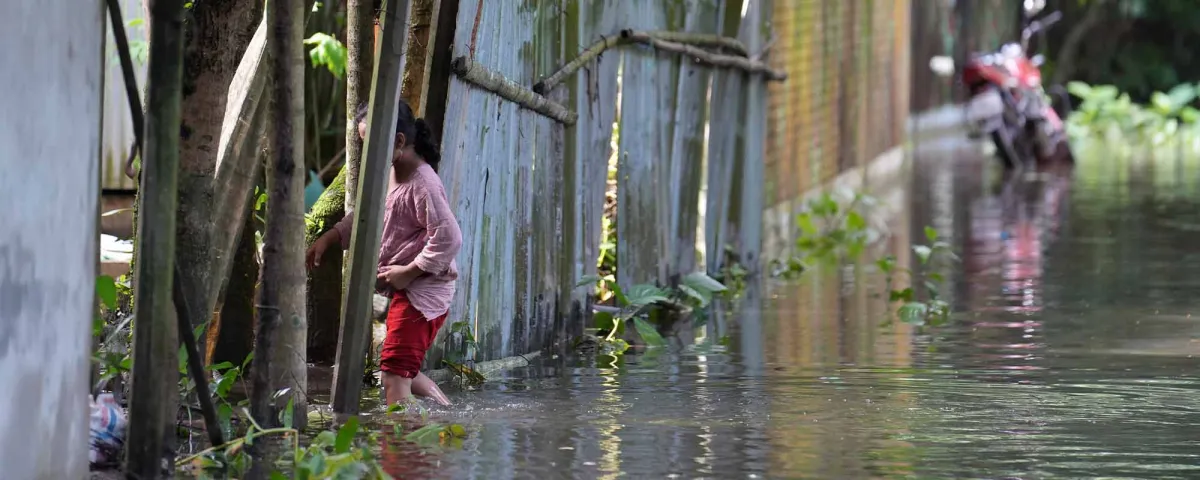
top-left (1066, 81), bottom-right (1200, 144)
top-left (576, 272), bottom-right (728, 355)
top-left (774, 193), bottom-right (958, 327)
top-left (183, 414), bottom-right (392, 479)
top-left (876, 227), bottom-right (957, 327)
top-left (773, 190), bottom-right (879, 278)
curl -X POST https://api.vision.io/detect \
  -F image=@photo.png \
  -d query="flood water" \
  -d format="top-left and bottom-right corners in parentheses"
top-left (362, 140), bottom-right (1200, 479)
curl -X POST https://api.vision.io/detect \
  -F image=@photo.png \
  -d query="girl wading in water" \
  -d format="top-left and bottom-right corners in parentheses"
top-left (306, 99), bottom-right (460, 407)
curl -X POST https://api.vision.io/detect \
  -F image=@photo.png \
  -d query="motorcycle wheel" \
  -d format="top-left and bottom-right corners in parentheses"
top-left (991, 128), bottom-right (1020, 170)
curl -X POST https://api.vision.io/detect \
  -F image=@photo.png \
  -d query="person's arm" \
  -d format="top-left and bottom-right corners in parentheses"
top-left (329, 210), bottom-right (355, 249)
top-left (306, 210), bottom-right (354, 269)
top-left (411, 187), bottom-right (462, 275)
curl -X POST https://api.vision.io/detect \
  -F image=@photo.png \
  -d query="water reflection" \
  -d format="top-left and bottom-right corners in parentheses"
top-left (358, 142), bottom-right (1200, 479)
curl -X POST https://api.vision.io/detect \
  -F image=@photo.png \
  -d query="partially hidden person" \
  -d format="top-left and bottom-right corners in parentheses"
top-left (306, 98), bottom-right (461, 407)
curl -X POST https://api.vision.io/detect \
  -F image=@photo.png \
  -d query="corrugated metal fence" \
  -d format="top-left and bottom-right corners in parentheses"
top-left (433, 0), bottom-right (773, 361)
top-left (101, 0), bottom-right (145, 191)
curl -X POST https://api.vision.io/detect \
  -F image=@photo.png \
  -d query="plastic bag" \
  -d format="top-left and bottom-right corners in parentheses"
top-left (89, 393), bottom-right (127, 465)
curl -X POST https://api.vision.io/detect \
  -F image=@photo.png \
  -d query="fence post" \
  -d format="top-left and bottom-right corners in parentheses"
top-left (331, 0), bottom-right (412, 416)
top-left (124, 0), bottom-right (187, 476)
top-left (733, 0), bottom-right (770, 274)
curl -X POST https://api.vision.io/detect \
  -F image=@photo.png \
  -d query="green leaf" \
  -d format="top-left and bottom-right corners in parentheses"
top-left (404, 424), bottom-right (446, 445)
top-left (898, 302), bottom-right (929, 326)
top-left (447, 424), bottom-right (467, 438)
top-left (796, 213), bottom-right (817, 236)
top-left (575, 274), bottom-right (601, 288)
top-left (623, 284), bottom-right (671, 307)
top-left (208, 361), bottom-right (235, 372)
top-left (126, 18), bottom-right (144, 28)
top-left (924, 226), bottom-right (938, 243)
top-left (281, 397), bottom-right (295, 429)
top-left (592, 311), bottom-right (616, 331)
top-left (217, 404), bottom-right (233, 439)
top-left (1066, 81), bottom-right (1092, 99)
top-left (677, 284), bottom-right (710, 307)
top-left (913, 245), bottom-right (932, 264)
top-left (875, 255), bottom-right (896, 274)
top-left (315, 430), bottom-right (337, 447)
top-left (846, 211), bottom-right (867, 231)
top-left (96, 275), bottom-right (118, 310)
top-left (335, 416), bottom-right (359, 453)
top-left (681, 272), bottom-right (727, 294)
top-left (632, 317), bottom-right (667, 347)
top-left (271, 472), bottom-right (289, 480)
top-left (889, 288), bottom-right (914, 302)
top-left (303, 33), bottom-right (348, 78)
top-left (611, 283), bottom-right (629, 307)
top-left (1151, 91), bottom-right (1173, 114)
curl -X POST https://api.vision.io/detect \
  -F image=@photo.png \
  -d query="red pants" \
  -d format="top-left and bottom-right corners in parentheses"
top-left (381, 290), bottom-right (446, 378)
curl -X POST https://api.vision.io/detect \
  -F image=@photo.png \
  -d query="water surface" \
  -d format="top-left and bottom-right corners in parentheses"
top-left (367, 142), bottom-right (1200, 479)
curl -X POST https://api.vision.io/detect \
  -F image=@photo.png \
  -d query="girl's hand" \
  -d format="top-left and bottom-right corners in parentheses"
top-left (305, 230), bottom-right (340, 270)
top-left (377, 265), bottom-right (420, 291)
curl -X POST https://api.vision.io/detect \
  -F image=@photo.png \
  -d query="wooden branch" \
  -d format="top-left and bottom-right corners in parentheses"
top-left (452, 56), bottom-right (578, 125)
top-left (534, 30), bottom-right (752, 95)
top-left (621, 30), bottom-right (787, 81)
top-left (171, 269), bottom-right (225, 449)
top-left (648, 30), bottom-right (749, 56)
top-left (533, 34), bottom-right (631, 95)
top-left (106, 0), bottom-right (144, 174)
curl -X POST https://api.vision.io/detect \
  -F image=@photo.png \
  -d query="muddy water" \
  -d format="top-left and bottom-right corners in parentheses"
top-left (357, 141), bottom-right (1200, 479)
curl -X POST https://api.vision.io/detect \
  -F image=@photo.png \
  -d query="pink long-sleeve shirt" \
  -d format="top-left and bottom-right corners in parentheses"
top-left (333, 163), bottom-right (462, 320)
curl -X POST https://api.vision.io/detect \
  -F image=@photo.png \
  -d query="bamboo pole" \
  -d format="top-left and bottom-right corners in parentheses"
top-left (125, 0), bottom-right (186, 477)
top-left (331, 0), bottom-right (413, 416)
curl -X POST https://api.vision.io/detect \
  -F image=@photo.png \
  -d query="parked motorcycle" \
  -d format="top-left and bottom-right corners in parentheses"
top-left (929, 5), bottom-right (1074, 170)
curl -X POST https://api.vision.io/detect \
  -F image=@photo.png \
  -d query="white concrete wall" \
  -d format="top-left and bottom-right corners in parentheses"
top-left (0, 0), bottom-right (105, 478)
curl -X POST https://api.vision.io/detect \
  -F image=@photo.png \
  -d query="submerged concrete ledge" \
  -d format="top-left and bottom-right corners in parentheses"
top-left (425, 351), bottom-right (543, 385)
top-left (761, 146), bottom-right (908, 264)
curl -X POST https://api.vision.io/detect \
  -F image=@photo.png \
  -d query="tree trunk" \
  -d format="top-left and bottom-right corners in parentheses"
top-left (1050, 0), bottom-right (1108, 86)
top-left (254, 0), bottom-right (308, 430)
top-left (176, 0), bottom-right (264, 350)
top-left (208, 203), bottom-right (261, 365)
top-left (402, 0), bottom-right (435, 113)
top-left (344, 0), bottom-right (375, 213)
top-left (125, 0), bottom-right (185, 476)
top-left (306, 166), bottom-right (347, 364)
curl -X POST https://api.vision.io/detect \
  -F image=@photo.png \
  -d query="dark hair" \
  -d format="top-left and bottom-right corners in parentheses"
top-left (354, 99), bottom-right (441, 172)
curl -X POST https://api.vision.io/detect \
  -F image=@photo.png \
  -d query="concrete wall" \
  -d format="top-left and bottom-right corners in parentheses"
top-left (0, 0), bottom-right (104, 478)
